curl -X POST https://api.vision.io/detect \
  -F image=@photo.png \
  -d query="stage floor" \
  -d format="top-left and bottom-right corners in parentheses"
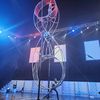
top-left (0, 93), bottom-right (100, 100)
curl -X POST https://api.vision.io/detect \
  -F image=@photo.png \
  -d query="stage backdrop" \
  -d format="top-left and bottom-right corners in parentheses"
top-left (13, 30), bottom-right (100, 82)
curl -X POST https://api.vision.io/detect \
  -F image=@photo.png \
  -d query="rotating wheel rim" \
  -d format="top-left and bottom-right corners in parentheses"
top-left (32, 55), bottom-right (66, 90)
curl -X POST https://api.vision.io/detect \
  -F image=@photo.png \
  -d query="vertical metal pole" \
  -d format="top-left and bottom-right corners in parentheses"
top-left (37, 35), bottom-right (43, 100)
top-left (87, 82), bottom-right (90, 99)
top-left (47, 39), bottom-right (51, 99)
top-left (37, 1), bottom-right (44, 99)
top-left (37, 73), bottom-right (41, 100)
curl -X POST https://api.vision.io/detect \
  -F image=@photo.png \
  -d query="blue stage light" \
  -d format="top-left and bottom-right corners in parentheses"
top-left (80, 31), bottom-right (83, 34)
top-left (0, 30), bottom-right (2, 34)
top-left (72, 29), bottom-right (75, 32)
top-left (28, 39), bottom-right (31, 42)
top-left (44, 32), bottom-right (49, 37)
top-left (87, 27), bottom-right (89, 29)
top-left (96, 28), bottom-right (99, 31)
top-left (14, 36), bottom-right (16, 39)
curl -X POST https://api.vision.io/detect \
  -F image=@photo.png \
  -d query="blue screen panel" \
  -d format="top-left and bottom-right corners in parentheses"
top-left (84, 40), bottom-right (100, 60)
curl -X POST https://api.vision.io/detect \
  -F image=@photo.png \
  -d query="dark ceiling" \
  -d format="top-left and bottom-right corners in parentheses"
top-left (0, 0), bottom-right (100, 35)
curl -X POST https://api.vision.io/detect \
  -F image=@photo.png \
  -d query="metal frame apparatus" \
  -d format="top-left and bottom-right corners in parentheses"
top-left (32, 0), bottom-right (66, 99)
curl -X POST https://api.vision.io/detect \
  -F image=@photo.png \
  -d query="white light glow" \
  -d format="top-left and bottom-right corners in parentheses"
top-left (29, 47), bottom-right (40, 63)
top-left (54, 44), bottom-right (66, 62)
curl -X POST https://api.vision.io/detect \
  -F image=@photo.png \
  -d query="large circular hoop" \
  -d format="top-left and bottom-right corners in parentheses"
top-left (32, 55), bottom-right (65, 90)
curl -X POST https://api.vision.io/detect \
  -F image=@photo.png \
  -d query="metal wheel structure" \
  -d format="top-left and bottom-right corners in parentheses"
top-left (32, 0), bottom-right (66, 91)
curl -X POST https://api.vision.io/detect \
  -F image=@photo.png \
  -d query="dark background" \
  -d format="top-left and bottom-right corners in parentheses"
top-left (0, 0), bottom-right (100, 82)
top-left (0, 0), bottom-right (100, 34)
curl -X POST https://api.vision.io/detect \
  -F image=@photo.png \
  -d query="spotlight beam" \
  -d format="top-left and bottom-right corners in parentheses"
top-left (15, 20), bottom-right (100, 39)
top-left (4, 19), bottom-right (29, 32)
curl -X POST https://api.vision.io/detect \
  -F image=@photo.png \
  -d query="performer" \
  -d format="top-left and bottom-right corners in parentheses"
top-left (43, 78), bottom-right (59, 100)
